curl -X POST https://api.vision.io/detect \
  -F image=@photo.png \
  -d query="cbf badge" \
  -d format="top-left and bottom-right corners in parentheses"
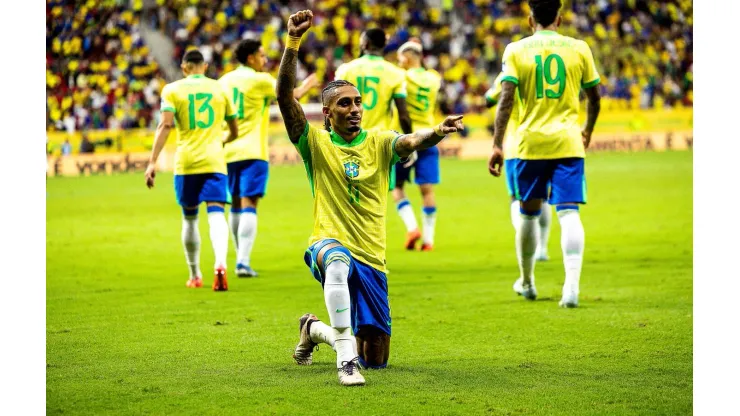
top-left (344, 160), bottom-right (360, 179)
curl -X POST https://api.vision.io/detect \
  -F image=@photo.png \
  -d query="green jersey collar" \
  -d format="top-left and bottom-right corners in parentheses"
top-left (535, 30), bottom-right (559, 36)
top-left (237, 65), bottom-right (256, 73)
top-left (362, 55), bottom-right (384, 61)
top-left (187, 74), bottom-right (205, 79)
top-left (330, 129), bottom-right (367, 147)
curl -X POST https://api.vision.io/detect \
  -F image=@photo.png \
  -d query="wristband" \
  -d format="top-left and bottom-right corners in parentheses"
top-left (286, 36), bottom-right (302, 51)
top-left (433, 124), bottom-right (445, 137)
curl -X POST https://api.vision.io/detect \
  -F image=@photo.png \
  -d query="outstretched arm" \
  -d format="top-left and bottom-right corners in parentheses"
top-left (276, 10), bottom-right (314, 144)
top-left (394, 115), bottom-right (464, 159)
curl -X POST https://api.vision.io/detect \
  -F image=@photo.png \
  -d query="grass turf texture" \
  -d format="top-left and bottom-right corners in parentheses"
top-left (47, 152), bottom-right (692, 415)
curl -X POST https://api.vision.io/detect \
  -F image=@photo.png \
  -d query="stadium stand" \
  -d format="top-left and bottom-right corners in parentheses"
top-left (47, 0), bottom-right (692, 133)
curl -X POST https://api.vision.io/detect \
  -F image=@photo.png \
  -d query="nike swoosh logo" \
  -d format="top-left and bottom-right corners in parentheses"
top-left (336, 308), bottom-right (349, 313)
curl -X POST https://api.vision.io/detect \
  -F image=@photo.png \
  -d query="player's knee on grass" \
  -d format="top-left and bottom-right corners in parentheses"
top-left (355, 326), bottom-right (390, 369)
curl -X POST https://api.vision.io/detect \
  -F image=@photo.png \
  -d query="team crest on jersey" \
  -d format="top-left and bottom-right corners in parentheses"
top-left (344, 160), bottom-right (360, 178)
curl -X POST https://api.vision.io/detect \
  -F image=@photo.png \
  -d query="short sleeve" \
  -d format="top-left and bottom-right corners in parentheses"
top-left (392, 68), bottom-right (407, 99)
top-left (261, 74), bottom-right (277, 100)
top-left (383, 130), bottom-right (402, 165)
top-left (223, 85), bottom-right (237, 121)
top-left (160, 85), bottom-right (176, 113)
top-left (500, 44), bottom-right (519, 86)
top-left (334, 63), bottom-right (347, 80)
top-left (485, 73), bottom-right (504, 106)
top-left (294, 122), bottom-right (312, 161)
top-left (580, 42), bottom-right (601, 88)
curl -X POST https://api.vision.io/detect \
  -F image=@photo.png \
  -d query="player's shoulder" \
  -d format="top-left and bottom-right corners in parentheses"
top-left (367, 127), bottom-right (401, 141)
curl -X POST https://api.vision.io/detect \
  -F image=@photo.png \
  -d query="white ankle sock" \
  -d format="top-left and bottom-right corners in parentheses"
top-left (237, 209), bottom-right (257, 267)
top-left (309, 319), bottom-right (336, 349)
top-left (207, 207), bottom-right (229, 269)
top-left (182, 215), bottom-right (201, 279)
top-left (558, 208), bottom-right (585, 294)
top-left (228, 210), bottom-right (240, 252)
top-left (397, 199), bottom-right (418, 232)
top-left (422, 206), bottom-right (436, 245)
top-left (517, 211), bottom-right (539, 286)
top-left (537, 202), bottom-right (552, 256)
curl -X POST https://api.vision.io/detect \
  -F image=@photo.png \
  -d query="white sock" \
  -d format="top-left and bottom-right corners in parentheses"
top-left (558, 208), bottom-right (585, 294)
top-left (397, 199), bottom-right (418, 232)
top-left (309, 319), bottom-right (336, 349)
top-left (537, 202), bottom-right (552, 257)
top-left (207, 208), bottom-right (229, 269)
top-left (517, 210), bottom-right (539, 286)
top-left (510, 200), bottom-right (520, 231)
top-left (237, 210), bottom-right (257, 267)
top-left (323, 260), bottom-right (355, 367)
top-left (182, 215), bottom-right (201, 279)
top-left (422, 206), bottom-right (437, 245)
top-left (228, 211), bottom-right (240, 252)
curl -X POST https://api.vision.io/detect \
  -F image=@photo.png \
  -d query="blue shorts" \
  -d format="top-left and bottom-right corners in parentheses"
top-left (395, 146), bottom-right (440, 186)
top-left (504, 159), bottom-right (517, 197)
top-left (227, 159), bottom-right (269, 199)
top-left (513, 158), bottom-right (586, 204)
top-left (304, 239), bottom-right (391, 336)
top-left (174, 173), bottom-right (229, 207)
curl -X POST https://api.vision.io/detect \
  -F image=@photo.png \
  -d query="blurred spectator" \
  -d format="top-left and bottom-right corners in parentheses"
top-left (62, 139), bottom-right (72, 156)
top-left (79, 134), bottom-right (95, 154)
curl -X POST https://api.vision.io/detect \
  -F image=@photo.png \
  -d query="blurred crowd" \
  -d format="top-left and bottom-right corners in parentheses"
top-left (47, 0), bottom-right (693, 132)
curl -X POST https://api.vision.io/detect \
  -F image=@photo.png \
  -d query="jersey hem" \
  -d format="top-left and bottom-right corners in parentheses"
top-left (501, 76), bottom-right (519, 86)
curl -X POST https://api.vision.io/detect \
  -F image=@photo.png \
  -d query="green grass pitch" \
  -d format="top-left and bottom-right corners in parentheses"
top-left (46, 151), bottom-right (692, 415)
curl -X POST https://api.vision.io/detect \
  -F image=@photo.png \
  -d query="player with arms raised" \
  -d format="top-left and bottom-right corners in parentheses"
top-left (145, 50), bottom-right (239, 291)
top-left (276, 10), bottom-right (464, 386)
top-left (488, 0), bottom-right (601, 308)
top-left (392, 40), bottom-right (443, 251)
top-left (218, 39), bottom-right (318, 278)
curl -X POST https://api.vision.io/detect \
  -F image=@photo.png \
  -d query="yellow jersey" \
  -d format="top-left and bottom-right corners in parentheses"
top-left (335, 55), bottom-right (407, 130)
top-left (294, 123), bottom-right (402, 273)
top-left (404, 67), bottom-right (442, 130)
top-left (160, 74), bottom-right (237, 175)
top-left (218, 66), bottom-right (276, 163)
top-left (499, 30), bottom-right (600, 159)
top-left (484, 72), bottom-right (521, 160)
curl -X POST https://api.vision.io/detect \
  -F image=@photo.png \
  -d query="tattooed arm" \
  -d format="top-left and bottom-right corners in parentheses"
top-left (276, 10), bottom-right (313, 144)
top-left (487, 80), bottom-right (516, 177)
top-left (581, 85), bottom-right (601, 149)
top-left (394, 115), bottom-right (464, 159)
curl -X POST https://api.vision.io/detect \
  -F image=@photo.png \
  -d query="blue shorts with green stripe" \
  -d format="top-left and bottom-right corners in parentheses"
top-left (303, 239), bottom-right (392, 337)
top-left (513, 158), bottom-right (586, 204)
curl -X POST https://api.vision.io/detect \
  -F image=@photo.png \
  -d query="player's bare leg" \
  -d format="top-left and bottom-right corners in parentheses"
top-left (419, 184), bottom-right (436, 251)
top-left (355, 326), bottom-right (391, 369)
top-left (228, 197), bottom-right (241, 253)
top-left (206, 202), bottom-right (229, 291)
top-left (235, 196), bottom-right (259, 278)
top-left (182, 206), bottom-right (203, 288)
top-left (392, 186), bottom-right (421, 250)
top-left (556, 203), bottom-right (585, 308)
top-left (515, 199), bottom-right (542, 300)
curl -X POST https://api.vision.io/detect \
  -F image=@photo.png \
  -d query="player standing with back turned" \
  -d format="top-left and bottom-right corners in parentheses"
top-left (488, 0), bottom-right (601, 308)
top-left (145, 50), bottom-right (239, 291)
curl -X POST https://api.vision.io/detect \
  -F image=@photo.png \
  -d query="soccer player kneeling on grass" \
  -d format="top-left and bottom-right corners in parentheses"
top-left (145, 49), bottom-right (239, 292)
top-left (276, 10), bottom-right (464, 386)
top-left (488, 0), bottom-right (601, 308)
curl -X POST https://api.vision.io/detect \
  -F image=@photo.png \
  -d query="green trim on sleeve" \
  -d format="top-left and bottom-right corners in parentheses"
top-left (294, 123), bottom-right (315, 197)
top-left (224, 113), bottom-right (237, 121)
top-left (582, 78), bottom-right (601, 89)
top-left (390, 134), bottom-right (403, 165)
top-left (392, 93), bottom-right (407, 99)
top-left (160, 106), bottom-right (176, 113)
top-left (501, 76), bottom-right (519, 86)
top-left (485, 96), bottom-right (497, 105)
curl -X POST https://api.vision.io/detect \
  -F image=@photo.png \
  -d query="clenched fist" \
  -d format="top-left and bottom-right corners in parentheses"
top-left (288, 10), bottom-right (313, 37)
